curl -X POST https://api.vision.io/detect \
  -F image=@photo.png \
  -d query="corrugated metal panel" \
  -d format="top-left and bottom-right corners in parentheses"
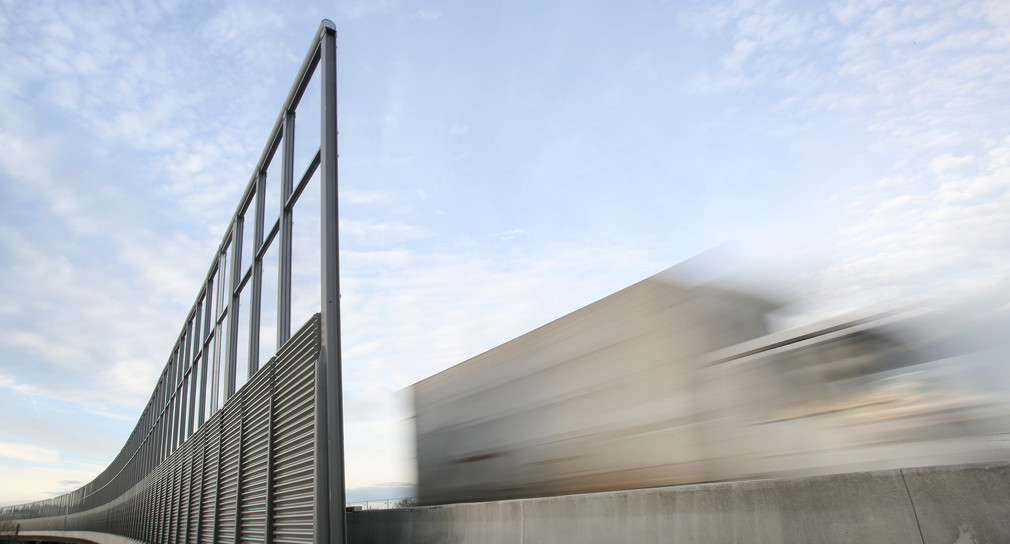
top-left (179, 450), bottom-right (190, 543)
top-left (159, 464), bottom-right (170, 543)
top-left (200, 417), bottom-right (221, 544)
top-left (188, 435), bottom-right (204, 544)
top-left (2, 315), bottom-right (322, 544)
top-left (241, 364), bottom-right (273, 543)
top-left (272, 315), bottom-right (319, 544)
top-left (218, 400), bottom-right (243, 544)
top-left (171, 457), bottom-right (182, 543)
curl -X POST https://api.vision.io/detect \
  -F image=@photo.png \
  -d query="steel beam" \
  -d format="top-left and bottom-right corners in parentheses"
top-left (315, 20), bottom-right (346, 544)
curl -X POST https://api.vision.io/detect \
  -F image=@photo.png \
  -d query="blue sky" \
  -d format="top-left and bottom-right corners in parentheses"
top-left (1, 0), bottom-right (1009, 505)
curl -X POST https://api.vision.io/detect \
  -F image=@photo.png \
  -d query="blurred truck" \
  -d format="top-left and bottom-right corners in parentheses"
top-left (412, 268), bottom-right (1010, 505)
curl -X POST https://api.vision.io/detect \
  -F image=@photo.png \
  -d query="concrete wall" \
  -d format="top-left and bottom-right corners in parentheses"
top-left (17, 530), bottom-right (144, 543)
top-left (348, 461), bottom-right (1010, 544)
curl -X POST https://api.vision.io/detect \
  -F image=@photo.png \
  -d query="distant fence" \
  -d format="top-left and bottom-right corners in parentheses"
top-left (345, 498), bottom-right (416, 511)
top-left (0, 20), bottom-right (346, 544)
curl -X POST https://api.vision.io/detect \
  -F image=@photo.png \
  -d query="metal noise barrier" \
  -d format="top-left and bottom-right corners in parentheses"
top-left (5, 317), bottom-right (319, 543)
top-left (1, 20), bottom-right (345, 544)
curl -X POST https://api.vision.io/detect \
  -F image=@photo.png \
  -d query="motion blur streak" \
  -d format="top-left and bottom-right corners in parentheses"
top-left (412, 266), bottom-right (1010, 505)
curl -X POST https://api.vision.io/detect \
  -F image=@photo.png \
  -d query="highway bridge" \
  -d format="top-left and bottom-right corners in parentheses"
top-left (2, 19), bottom-right (1009, 544)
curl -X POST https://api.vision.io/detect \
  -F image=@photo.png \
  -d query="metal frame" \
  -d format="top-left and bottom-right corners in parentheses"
top-left (0, 20), bottom-right (345, 544)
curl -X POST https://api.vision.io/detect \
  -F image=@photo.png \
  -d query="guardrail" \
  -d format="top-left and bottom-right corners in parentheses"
top-left (0, 19), bottom-right (346, 544)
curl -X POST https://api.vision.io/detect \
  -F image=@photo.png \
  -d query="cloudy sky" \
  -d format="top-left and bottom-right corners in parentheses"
top-left (1, 0), bottom-right (1009, 505)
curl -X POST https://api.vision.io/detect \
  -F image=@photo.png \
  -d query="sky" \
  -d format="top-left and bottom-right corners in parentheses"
top-left (1, 0), bottom-right (1009, 506)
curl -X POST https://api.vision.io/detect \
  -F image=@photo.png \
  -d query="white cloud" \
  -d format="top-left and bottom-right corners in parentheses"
top-left (342, 188), bottom-right (394, 204)
top-left (339, 0), bottom-right (394, 20)
top-left (802, 141), bottom-right (1010, 316)
top-left (0, 464), bottom-right (103, 506)
top-left (340, 219), bottom-right (428, 246)
top-left (0, 443), bottom-right (59, 465)
top-left (932, 154), bottom-right (975, 173)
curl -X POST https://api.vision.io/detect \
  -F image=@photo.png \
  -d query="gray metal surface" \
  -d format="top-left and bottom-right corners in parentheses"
top-left (317, 23), bottom-right (347, 544)
top-left (0, 20), bottom-right (343, 544)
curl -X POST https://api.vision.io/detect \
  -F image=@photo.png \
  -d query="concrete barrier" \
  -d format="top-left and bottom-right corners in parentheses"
top-left (348, 461), bottom-right (1010, 544)
top-left (902, 462), bottom-right (1010, 544)
top-left (17, 530), bottom-right (144, 544)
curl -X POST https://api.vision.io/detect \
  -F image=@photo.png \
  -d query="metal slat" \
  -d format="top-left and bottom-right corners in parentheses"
top-left (189, 436), bottom-right (204, 544)
top-left (272, 316), bottom-right (319, 544)
top-left (170, 461), bottom-right (181, 543)
top-left (201, 420), bottom-right (220, 544)
top-left (179, 452), bottom-right (190, 543)
top-left (241, 372), bottom-right (272, 543)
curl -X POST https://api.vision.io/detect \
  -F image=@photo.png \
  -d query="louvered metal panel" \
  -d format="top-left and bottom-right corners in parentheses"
top-left (200, 417), bottom-right (221, 544)
top-left (188, 436), bottom-right (204, 544)
top-left (272, 316), bottom-right (319, 544)
top-left (179, 451), bottom-right (190, 543)
top-left (3, 314), bottom-right (323, 544)
top-left (218, 401), bottom-right (243, 544)
top-left (170, 458), bottom-right (181, 543)
top-left (240, 364), bottom-right (273, 543)
top-left (159, 464), bottom-right (170, 543)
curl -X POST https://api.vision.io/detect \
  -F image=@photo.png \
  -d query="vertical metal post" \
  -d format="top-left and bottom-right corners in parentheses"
top-left (157, 380), bottom-right (166, 464)
top-left (178, 374), bottom-right (189, 446)
top-left (174, 348), bottom-right (184, 447)
top-left (188, 361), bottom-right (199, 439)
top-left (199, 290), bottom-right (213, 426)
top-left (249, 171), bottom-right (267, 376)
top-left (315, 20), bottom-right (345, 544)
top-left (184, 319), bottom-right (194, 438)
top-left (163, 372), bottom-right (173, 457)
top-left (226, 218), bottom-right (243, 401)
top-left (211, 257), bottom-right (226, 415)
top-left (167, 358), bottom-right (176, 454)
top-left (278, 112), bottom-right (295, 349)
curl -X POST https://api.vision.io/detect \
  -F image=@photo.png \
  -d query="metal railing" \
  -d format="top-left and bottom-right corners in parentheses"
top-left (0, 19), bottom-right (345, 544)
top-left (345, 498), bottom-right (417, 511)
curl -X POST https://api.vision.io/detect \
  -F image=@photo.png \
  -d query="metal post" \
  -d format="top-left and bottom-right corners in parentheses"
top-left (226, 217), bottom-right (243, 401)
top-left (315, 20), bottom-right (345, 544)
top-left (199, 289), bottom-right (213, 427)
top-left (278, 113), bottom-right (295, 350)
top-left (249, 171), bottom-right (267, 377)
top-left (184, 319), bottom-right (195, 438)
top-left (168, 356), bottom-right (177, 454)
top-left (211, 256), bottom-right (226, 415)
